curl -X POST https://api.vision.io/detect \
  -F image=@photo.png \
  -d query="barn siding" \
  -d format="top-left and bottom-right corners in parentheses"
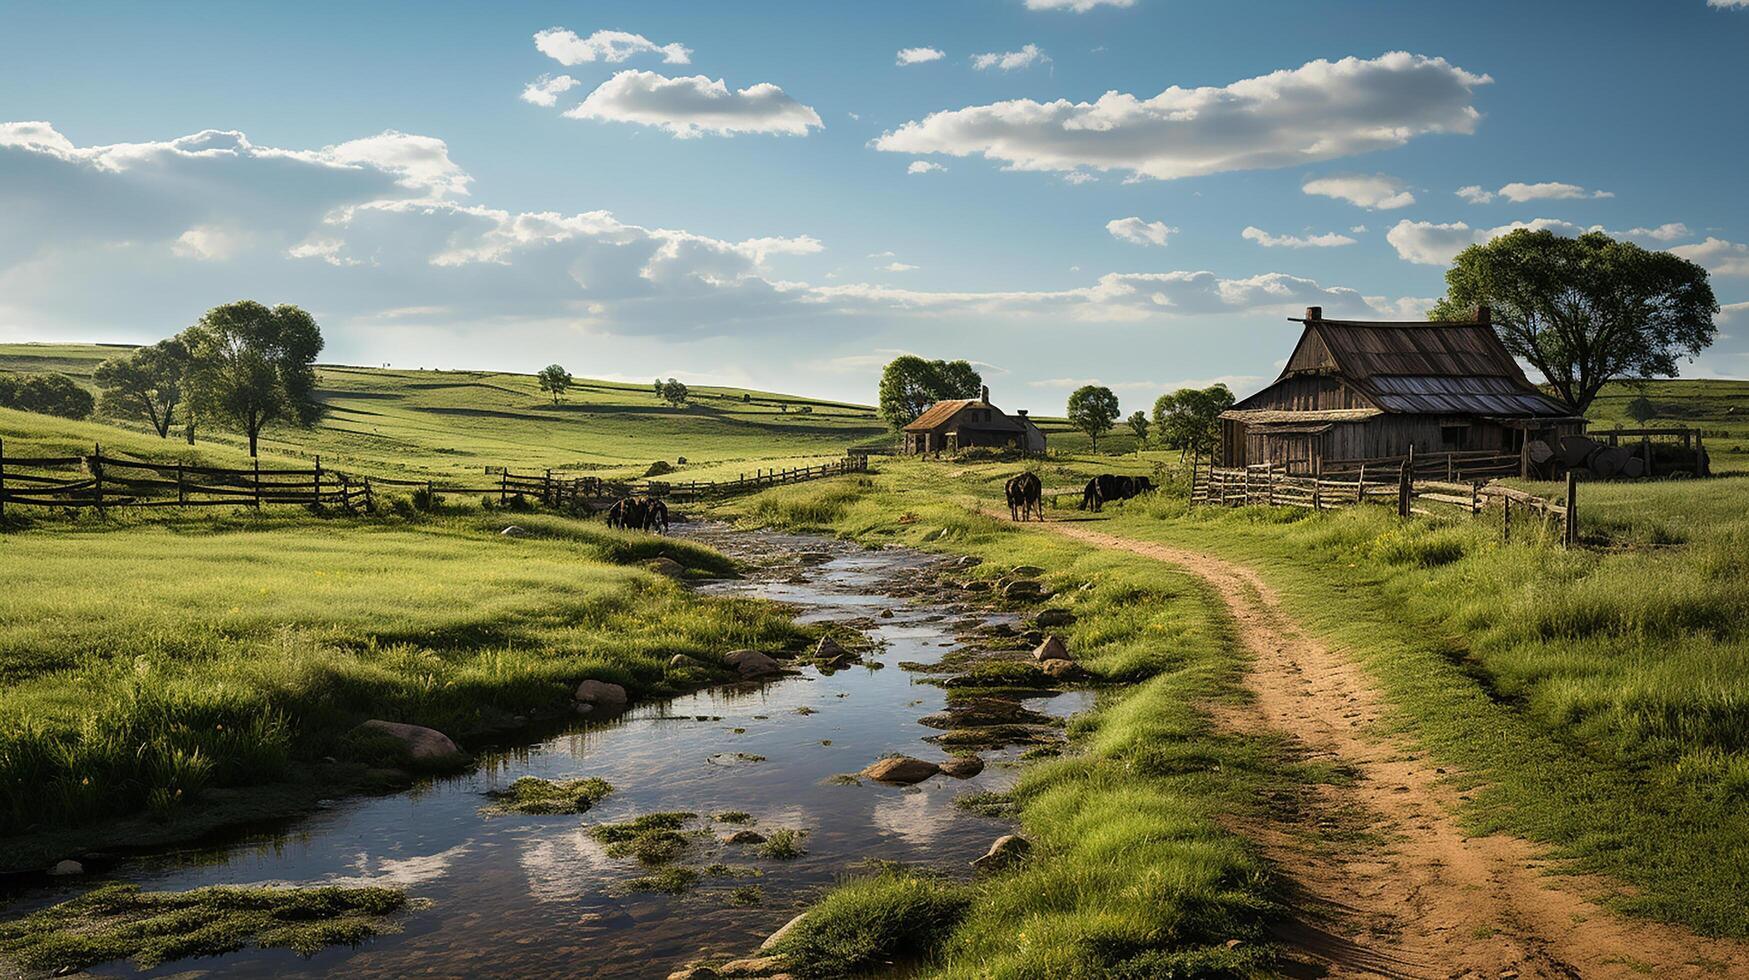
top-left (1240, 375), bottom-right (1372, 412)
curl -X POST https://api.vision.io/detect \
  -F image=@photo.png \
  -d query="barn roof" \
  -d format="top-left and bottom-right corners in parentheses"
top-left (903, 397), bottom-right (1027, 432)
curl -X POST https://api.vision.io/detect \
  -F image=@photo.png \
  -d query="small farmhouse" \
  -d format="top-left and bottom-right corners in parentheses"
top-left (1219, 306), bottom-right (1585, 473)
top-left (903, 386), bottom-right (1047, 455)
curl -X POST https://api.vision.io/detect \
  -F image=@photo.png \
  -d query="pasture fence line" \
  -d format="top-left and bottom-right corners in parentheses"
top-left (0, 440), bottom-right (869, 517)
top-left (1190, 456), bottom-right (1577, 547)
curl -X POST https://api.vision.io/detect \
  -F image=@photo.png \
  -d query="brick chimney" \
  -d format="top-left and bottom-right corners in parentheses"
top-left (1305, 306), bottom-right (1322, 321)
top-left (980, 384), bottom-right (990, 403)
top-left (1475, 304), bottom-right (1492, 326)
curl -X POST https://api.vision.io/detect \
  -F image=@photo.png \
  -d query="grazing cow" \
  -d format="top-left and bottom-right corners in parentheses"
top-left (643, 497), bottom-right (669, 534)
top-left (1079, 477), bottom-right (1104, 512)
top-left (1005, 472), bottom-right (1043, 521)
top-left (1080, 473), bottom-right (1154, 512)
top-left (607, 496), bottom-right (647, 530)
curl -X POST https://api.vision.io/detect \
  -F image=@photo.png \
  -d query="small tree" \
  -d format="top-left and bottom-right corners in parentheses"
top-left (1126, 411), bottom-right (1150, 447)
top-left (660, 378), bottom-right (690, 407)
top-left (1066, 385), bottom-right (1120, 449)
top-left (1626, 395), bottom-right (1657, 424)
top-left (0, 373), bottom-right (94, 420)
top-left (1153, 384), bottom-right (1235, 460)
top-left (537, 364), bottom-right (573, 405)
top-left (1430, 229), bottom-right (1717, 414)
top-left (184, 300), bottom-right (324, 457)
top-left (93, 338), bottom-right (190, 437)
top-left (876, 355), bottom-right (983, 429)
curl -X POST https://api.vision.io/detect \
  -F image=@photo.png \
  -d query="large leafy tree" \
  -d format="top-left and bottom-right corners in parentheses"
top-left (1430, 229), bottom-right (1717, 414)
top-left (537, 364), bottom-right (572, 405)
top-left (1066, 385), bottom-right (1120, 449)
top-left (93, 338), bottom-right (190, 437)
top-left (876, 355), bottom-right (983, 429)
top-left (1152, 384), bottom-right (1235, 459)
top-left (184, 301), bottom-right (324, 456)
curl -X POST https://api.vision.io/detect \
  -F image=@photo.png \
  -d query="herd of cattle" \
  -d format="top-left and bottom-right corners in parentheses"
top-left (1002, 471), bottom-right (1156, 521)
top-left (605, 495), bottom-right (669, 533)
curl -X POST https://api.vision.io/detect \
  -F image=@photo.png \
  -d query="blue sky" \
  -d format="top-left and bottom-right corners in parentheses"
top-left (2, 0), bottom-right (1746, 410)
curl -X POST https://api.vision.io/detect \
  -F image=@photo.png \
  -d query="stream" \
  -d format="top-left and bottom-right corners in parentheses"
top-left (12, 524), bottom-right (1089, 978)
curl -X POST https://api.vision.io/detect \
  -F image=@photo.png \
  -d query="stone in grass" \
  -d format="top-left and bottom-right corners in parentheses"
top-left (722, 829), bottom-right (767, 845)
top-left (760, 912), bottom-right (809, 951)
top-left (574, 679), bottom-right (629, 711)
top-left (723, 650), bottom-right (783, 678)
top-left (971, 834), bottom-right (1031, 872)
top-left (1039, 658), bottom-right (1084, 681)
top-left (860, 755), bottom-right (940, 784)
top-left (1011, 564), bottom-right (1046, 578)
top-left (646, 557), bottom-right (686, 577)
top-left (668, 654), bottom-right (708, 671)
top-left (938, 755), bottom-right (985, 779)
top-left (719, 956), bottom-right (788, 977)
top-left (1036, 608), bottom-right (1076, 628)
top-left (48, 859), bottom-right (83, 876)
top-left (350, 720), bottom-right (464, 766)
top-left (1003, 579), bottom-right (1044, 600)
top-left (1032, 635), bottom-right (1070, 662)
top-left (669, 966), bottom-right (721, 980)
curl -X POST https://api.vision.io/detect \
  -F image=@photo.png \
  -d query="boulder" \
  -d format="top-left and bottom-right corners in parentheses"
top-left (1561, 436), bottom-right (1601, 468)
top-left (351, 720), bottom-right (462, 764)
top-left (1003, 579), bottom-right (1044, 600)
top-left (668, 969), bottom-right (720, 980)
top-left (938, 755), bottom-right (985, 778)
top-left (1591, 446), bottom-right (1630, 478)
top-left (574, 679), bottom-right (629, 709)
top-left (1622, 456), bottom-right (1646, 479)
top-left (1035, 608), bottom-right (1076, 628)
top-left (48, 859), bottom-right (83, 877)
top-left (759, 912), bottom-right (809, 951)
top-left (724, 649), bottom-right (782, 677)
top-left (723, 829), bottom-right (767, 845)
top-left (1032, 635), bottom-right (1070, 662)
top-left (970, 834), bottom-right (1031, 872)
top-left (646, 557), bottom-right (686, 577)
top-left (860, 755), bottom-right (940, 784)
top-left (813, 636), bottom-right (851, 661)
top-left (1011, 565), bottom-right (1046, 578)
top-left (961, 580), bottom-right (992, 593)
top-left (499, 526), bottom-right (531, 537)
top-left (719, 956), bottom-right (787, 977)
top-left (1039, 658), bottom-right (1083, 681)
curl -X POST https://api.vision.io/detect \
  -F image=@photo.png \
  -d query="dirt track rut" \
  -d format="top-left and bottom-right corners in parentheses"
top-left (1036, 517), bottom-right (1749, 979)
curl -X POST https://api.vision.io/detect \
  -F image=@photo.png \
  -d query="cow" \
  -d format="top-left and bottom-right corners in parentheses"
top-left (606, 496), bottom-right (647, 530)
top-left (1080, 473), bottom-right (1155, 512)
top-left (642, 497), bottom-right (669, 533)
top-left (1005, 472), bottom-right (1043, 521)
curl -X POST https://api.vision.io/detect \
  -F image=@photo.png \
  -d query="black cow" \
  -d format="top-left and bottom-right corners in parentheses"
top-left (606, 496), bottom-right (647, 530)
top-left (1080, 473), bottom-right (1154, 512)
top-left (642, 497), bottom-right (669, 533)
top-left (1005, 472), bottom-right (1043, 521)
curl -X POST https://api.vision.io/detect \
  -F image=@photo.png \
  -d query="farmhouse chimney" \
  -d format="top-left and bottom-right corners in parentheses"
top-left (1304, 306), bottom-right (1322, 321)
top-left (1475, 304), bottom-right (1492, 326)
top-left (980, 384), bottom-right (990, 403)
top-left (1016, 409), bottom-right (1028, 417)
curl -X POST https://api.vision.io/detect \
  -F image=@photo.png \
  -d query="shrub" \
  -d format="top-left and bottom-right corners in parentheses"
top-left (774, 872), bottom-right (970, 977)
top-left (0, 372), bottom-right (94, 419)
top-left (644, 460), bottom-right (675, 477)
top-left (411, 486), bottom-right (443, 512)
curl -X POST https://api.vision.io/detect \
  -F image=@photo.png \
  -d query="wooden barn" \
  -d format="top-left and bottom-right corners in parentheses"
top-left (1219, 307), bottom-right (1585, 474)
top-left (902, 386), bottom-right (1047, 455)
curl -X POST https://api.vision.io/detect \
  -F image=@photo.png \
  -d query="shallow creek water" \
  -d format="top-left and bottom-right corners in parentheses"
top-left (23, 524), bottom-right (1089, 978)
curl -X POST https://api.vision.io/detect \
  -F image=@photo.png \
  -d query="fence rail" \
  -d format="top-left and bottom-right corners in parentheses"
top-left (1190, 458), bottom-right (1577, 547)
top-left (0, 440), bottom-right (869, 517)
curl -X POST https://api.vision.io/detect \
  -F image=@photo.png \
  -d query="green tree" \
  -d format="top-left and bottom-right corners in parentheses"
top-left (876, 355), bottom-right (983, 429)
top-left (660, 378), bottom-right (690, 407)
top-left (184, 301), bottom-right (324, 457)
top-left (1626, 395), bottom-right (1657, 424)
top-left (93, 338), bottom-right (190, 437)
top-left (1066, 385), bottom-right (1120, 449)
top-left (0, 373), bottom-right (94, 420)
top-left (1152, 384), bottom-right (1235, 460)
top-left (537, 364), bottom-right (572, 405)
top-left (1430, 229), bottom-right (1718, 414)
top-left (1126, 410), bottom-right (1150, 447)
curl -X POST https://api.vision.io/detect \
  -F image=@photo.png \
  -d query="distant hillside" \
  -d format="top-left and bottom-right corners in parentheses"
top-left (0, 342), bottom-right (890, 480)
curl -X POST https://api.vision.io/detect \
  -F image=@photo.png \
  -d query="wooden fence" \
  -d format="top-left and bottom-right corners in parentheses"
top-left (0, 440), bottom-right (869, 517)
top-left (1190, 459), bottom-right (1577, 547)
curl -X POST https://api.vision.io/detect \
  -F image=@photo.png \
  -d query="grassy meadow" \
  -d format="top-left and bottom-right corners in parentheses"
top-left (0, 508), bottom-right (812, 865)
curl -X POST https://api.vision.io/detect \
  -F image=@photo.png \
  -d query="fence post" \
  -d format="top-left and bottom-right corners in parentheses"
top-left (0, 437), bottom-right (6, 521)
top-left (544, 468), bottom-right (552, 505)
top-left (1642, 434), bottom-right (1653, 477)
top-left (1397, 461), bottom-right (1410, 518)
top-left (364, 478), bottom-right (374, 512)
top-left (1502, 494), bottom-right (1511, 542)
top-left (314, 455), bottom-right (322, 505)
top-left (1267, 462), bottom-right (1275, 507)
top-left (1520, 434), bottom-right (1531, 479)
top-left (341, 473), bottom-right (352, 513)
top-left (1190, 455), bottom-right (1199, 504)
top-left (93, 442), bottom-right (104, 516)
top-left (1563, 471), bottom-right (1577, 548)
top-left (500, 468), bottom-right (507, 505)
top-left (1243, 466), bottom-right (1251, 505)
top-left (1356, 463), bottom-right (1366, 504)
top-left (253, 457), bottom-right (261, 509)
top-left (177, 462), bottom-right (186, 506)
top-left (1447, 452), bottom-right (1454, 481)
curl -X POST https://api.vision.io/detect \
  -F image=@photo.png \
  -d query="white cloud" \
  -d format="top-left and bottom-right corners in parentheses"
top-left (876, 53), bottom-right (1489, 181)
top-left (172, 225), bottom-right (250, 261)
top-left (1456, 184), bottom-right (1495, 204)
top-left (1716, 301), bottom-right (1749, 324)
top-left (1708, 1), bottom-right (1749, 8)
top-left (1671, 237), bottom-right (1749, 277)
top-left (1385, 217), bottom-right (1583, 265)
top-left (1303, 173), bottom-right (1416, 210)
top-left (1458, 181), bottom-right (1613, 203)
top-left (1061, 172), bottom-right (1097, 185)
top-left (1350, 225), bottom-right (1368, 234)
top-left (533, 28), bottom-right (691, 66)
top-left (1241, 226), bottom-right (1357, 248)
top-left (972, 44), bottom-right (1048, 72)
top-left (1620, 222), bottom-right (1690, 242)
top-left (519, 74), bottom-right (580, 108)
top-left (1024, 0), bottom-right (1135, 11)
top-left (1106, 217), bottom-right (1177, 247)
top-left (564, 71), bottom-right (822, 138)
top-left (907, 161), bottom-right (946, 175)
top-left (883, 262), bottom-right (919, 272)
top-left (896, 47), bottom-right (945, 65)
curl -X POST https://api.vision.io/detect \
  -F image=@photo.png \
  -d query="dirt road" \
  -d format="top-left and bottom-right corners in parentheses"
top-left (1037, 517), bottom-right (1748, 979)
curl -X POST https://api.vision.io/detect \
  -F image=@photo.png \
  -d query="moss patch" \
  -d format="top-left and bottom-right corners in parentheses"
top-left (483, 776), bottom-right (613, 815)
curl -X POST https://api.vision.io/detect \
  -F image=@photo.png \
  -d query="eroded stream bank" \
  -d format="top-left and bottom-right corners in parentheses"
top-left (4, 522), bottom-right (1090, 978)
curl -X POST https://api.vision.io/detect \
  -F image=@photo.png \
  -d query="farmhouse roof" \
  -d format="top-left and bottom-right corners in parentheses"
top-left (903, 385), bottom-right (1028, 432)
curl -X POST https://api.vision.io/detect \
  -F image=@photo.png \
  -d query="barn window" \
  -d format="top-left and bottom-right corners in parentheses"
top-left (1440, 425), bottom-right (1469, 450)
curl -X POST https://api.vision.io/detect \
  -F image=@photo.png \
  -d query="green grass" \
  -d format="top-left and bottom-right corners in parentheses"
top-left (718, 469), bottom-right (1294, 977)
top-left (1, 341), bottom-right (889, 481)
top-left (482, 776), bottom-right (615, 815)
top-left (0, 510), bottom-right (809, 851)
top-left (0, 881), bottom-right (408, 971)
